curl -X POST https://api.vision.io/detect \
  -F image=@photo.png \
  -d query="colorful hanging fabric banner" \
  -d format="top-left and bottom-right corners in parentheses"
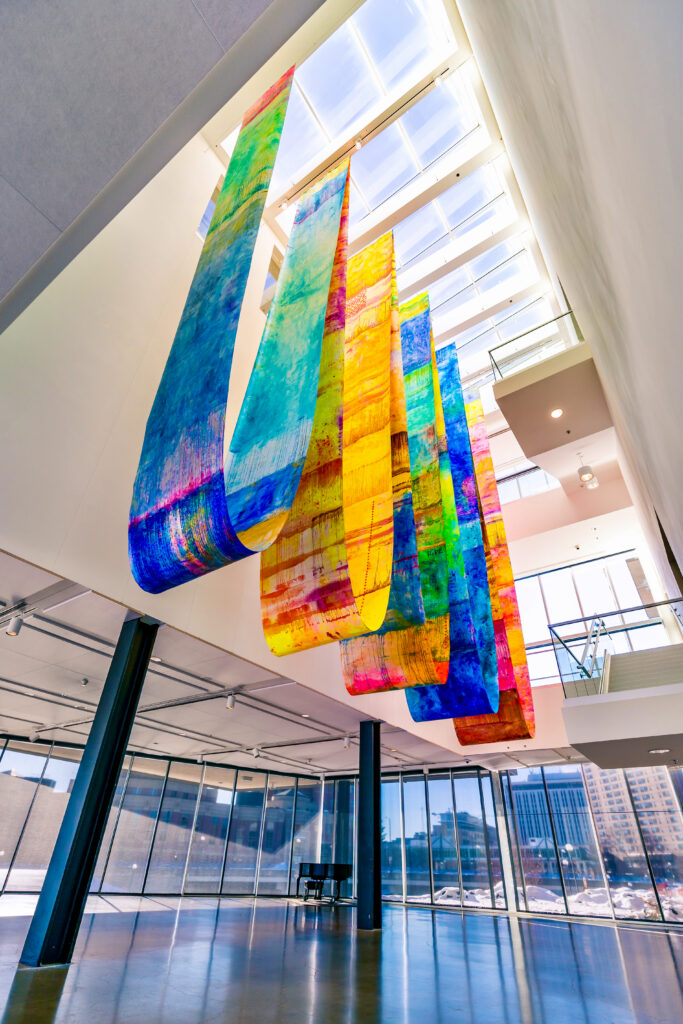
top-left (341, 252), bottom-right (440, 694)
top-left (261, 181), bottom-right (395, 652)
top-left (402, 303), bottom-right (499, 720)
top-left (130, 71), bottom-right (348, 595)
top-left (453, 390), bottom-right (535, 741)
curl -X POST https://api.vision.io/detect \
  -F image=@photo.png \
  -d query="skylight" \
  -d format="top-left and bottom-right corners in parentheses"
top-left (216, 0), bottom-right (559, 390)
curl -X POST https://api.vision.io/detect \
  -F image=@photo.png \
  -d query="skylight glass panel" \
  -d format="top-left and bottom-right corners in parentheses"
top-left (350, 123), bottom-right (420, 212)
top-left (439, 164), bottom-right (503, 232)
top-left (269, 83), bottom-right (328, 198)
top-left (393, 202), bottom-right (446, 267)
top-left (352, 0), bottom-right (453, 93)
top-left (295, 22), bottom-right (383, 140)
top-left (428, 264), bottom-right (472, 310)
top-left (399, 72), bottom-right (479, 168)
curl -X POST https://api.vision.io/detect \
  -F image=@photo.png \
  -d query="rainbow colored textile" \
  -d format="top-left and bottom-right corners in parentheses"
top-left (130, 71), bottom-right (348, 594)
top-left (453, 391), bottom-right (535, 741)
top-left (403, 301), bottom-right (499, 720)
top-left (341, 250), bottom-right (439, 694)
top-left (261, 185), bottom-right (395, 652)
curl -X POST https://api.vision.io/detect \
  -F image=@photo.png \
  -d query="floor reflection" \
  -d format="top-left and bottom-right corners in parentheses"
top-left (0, 899), bottom-right (681, 1023)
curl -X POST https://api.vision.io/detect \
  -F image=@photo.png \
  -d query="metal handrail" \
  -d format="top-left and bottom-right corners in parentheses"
top-left (547, 596), bottom-right (683, 631)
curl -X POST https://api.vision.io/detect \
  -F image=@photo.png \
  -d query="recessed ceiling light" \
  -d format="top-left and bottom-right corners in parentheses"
top-left (301, 713), bottom-right (310, 718)
top-left (150, 656), bottom-right (162, 663)
top-left (389, 748), bottom-right (397, 752)
top-left (550, 408), bottom-right (563, 419)
top-left (648, 747), bottom-right (671, 755)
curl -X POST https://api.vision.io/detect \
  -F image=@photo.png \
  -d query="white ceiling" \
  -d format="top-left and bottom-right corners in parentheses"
top-left (0, 0), bottom-right (342, 332)
top-left (0, 550), bottom-right (582, 774)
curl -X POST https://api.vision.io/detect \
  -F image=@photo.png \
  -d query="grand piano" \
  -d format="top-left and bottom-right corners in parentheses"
top-left (296, 862), bottom-right (353, 901)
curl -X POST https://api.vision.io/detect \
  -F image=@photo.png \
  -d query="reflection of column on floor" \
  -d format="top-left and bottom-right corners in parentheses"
top-left (508, 917), bottom-right (534, 1024)
top-left (0, 962), bottom-right (68, 1024)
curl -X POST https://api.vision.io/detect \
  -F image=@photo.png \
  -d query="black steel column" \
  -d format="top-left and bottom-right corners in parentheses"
top-left (20, 614), bottom-right (159, 966)
top-left (357, 720), bottom-right (381, 929)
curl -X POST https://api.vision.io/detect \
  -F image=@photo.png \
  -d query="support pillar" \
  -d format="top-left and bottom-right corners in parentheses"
top-left (357, 720), bottom-right (381, 929)
top-left (20, 614), bottom-right (159, 967)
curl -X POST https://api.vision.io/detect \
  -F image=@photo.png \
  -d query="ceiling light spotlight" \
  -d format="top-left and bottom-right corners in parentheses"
top-left (6, 615), bottom-right (23, 637)
top-left (150, 656), bottom-right (162, 663)
top-left (81, 677), bottom-right (89, 687)
top-left (586, 477), bottom-right (600, 490)
top-left (354, 139), bottom-right (362, 150)
top-left (251, 747), bottom-right (261, 759)
top-left (280, 200), bottom-right (288, 211)
top-left (225, 693), bottom-right (235, 710)
top-left (578, 464), bottom-right (594, 483)
top-left (301, 713), bottom-right (310, 718)
top-left (648, 747), bottom-right (671, 755)
top-left (343, 736), bottom-right (351, 749)
top-left (550, 408), bottom-right (564, 419)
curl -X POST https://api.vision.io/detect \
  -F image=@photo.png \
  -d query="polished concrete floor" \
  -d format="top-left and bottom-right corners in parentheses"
top-left (0, 897), bottom-right (681, 1024)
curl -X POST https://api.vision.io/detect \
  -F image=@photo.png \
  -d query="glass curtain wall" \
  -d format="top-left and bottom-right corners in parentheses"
top-left (2, 737), bottom-right (683, 924)
top-left (0, 742), bottom-right (325, 899)
top-left (381, 769), bottom-right (505, 908)
top-left (503, 763), bottom-right (683, 921)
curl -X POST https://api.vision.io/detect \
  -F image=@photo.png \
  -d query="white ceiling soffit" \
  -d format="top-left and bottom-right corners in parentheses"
top-left (0, 0), bottom-right (358, 335)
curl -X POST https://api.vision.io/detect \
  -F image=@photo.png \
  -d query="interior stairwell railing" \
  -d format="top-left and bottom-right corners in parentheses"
top-left (550, 598), bottom-right (683, 698)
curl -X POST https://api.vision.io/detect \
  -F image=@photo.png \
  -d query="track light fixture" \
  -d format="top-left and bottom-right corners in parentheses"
top-left (6, 615), bottom-right (23, 637)
top-left (251, 747), bottom-right (261, 759)
top-left (225, 693), bottom-right (235, 710)
top-left (343, 736), bottom-right (351, 749)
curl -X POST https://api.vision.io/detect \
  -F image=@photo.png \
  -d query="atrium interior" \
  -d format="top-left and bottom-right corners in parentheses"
top-left (0, 1), bottom-right (681, 1022)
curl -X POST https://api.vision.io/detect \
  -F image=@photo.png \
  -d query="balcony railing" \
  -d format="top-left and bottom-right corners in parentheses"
top-left (549, 599), bottom-right (683, 698)
top-left (489, 311), bottom-right (582, 381)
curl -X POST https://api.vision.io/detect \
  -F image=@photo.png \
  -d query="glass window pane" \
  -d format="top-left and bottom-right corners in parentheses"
top-left (626, 767), bottom-right (683, 923)
top-left (393, 201), bottom-right (446, 268)
top-left (91, 758), bottom-right (132, 892)
top-left (515, 576), bottom-right (549, 644)
top-left (540, 568), bottom-right (582, 625)
top-left (403, 776), bottom-right (431, 902)
top-left (353, 0), bottom-right (452, 94)
top-left (102, 757), bottom-right (167, 894)
top-left (453, 775), bottom-right (493, 908)
top-left (506, 768), bottom-right (566, 913)
top-left (222, 771), bottom-right (266, 894)
top-left (6, 747), bottom-right (80, 893)
top-left (582, 765), bottom-right (661, 920)
top-left (481, 775), bottom-right (505, 908)
top-left (296, 24), bottom-right (382, 140)
top-left (544, 765), bottom-right (610, 917)
top-left (501, 773), bottom-right (527, 911)
top-left (270, 82), bottom-right (328, 197)
top-left (427, 774), bottom-right (460, 904)
top-left (257, 776), bottom-right (296, 895)
top-left (290, 778), bottom-right (322, 895)
top-left (351, 123), bottom-right (420, 211)
top-left (572, 562), bottom-right (618, 619)
top-left (320, 779), bottom-right (335, 862)
top-left (184, 766), bottom-right (235, 894)
top-left (381, 778), bottom-right (403, 899)
top-left (144, 763), bottom-right (202, 894)
top-left (526, 649), bottom-right (560, 687)
top-left (333, 779), bottom-right (355, 897)
top-left (400, 72), bottom-right (478, 169)
top-left (0, 742), bottom-right (49, 888)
